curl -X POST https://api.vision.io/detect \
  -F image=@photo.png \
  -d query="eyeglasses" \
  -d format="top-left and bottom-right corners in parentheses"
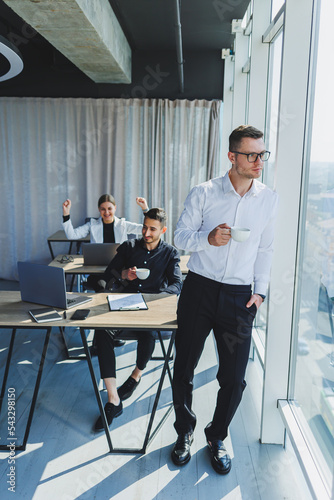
top-left (57, 255), bottom-right (74, 264)
top-left (230, 151), bottom-right (271, 163)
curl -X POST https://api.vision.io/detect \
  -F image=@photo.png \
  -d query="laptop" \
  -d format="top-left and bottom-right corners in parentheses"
top-left (82, 243), bottom-right (119, 266)
top-left (18, 261), bottom-right (92, 310)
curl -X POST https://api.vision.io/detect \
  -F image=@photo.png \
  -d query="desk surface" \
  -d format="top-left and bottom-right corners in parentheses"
top-left (49, 255), bottom-right (105, 274)
top-left (47, 230), bottom-right (90, 243)
top-left (49, 254), bottom-right (190, 275)
top-left (0, 292), bottom-right (178, 330)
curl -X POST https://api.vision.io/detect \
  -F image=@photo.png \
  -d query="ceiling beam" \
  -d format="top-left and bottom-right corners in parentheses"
top-left (2, 0), bottom-right (132, 83)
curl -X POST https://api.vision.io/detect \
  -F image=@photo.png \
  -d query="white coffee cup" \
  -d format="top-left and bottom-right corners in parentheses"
top-left (230, 226), bottom-right (250, 242)
top-left (136, 268), bottom-right (150, 280)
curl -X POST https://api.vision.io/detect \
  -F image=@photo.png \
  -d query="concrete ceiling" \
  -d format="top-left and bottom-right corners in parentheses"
top-left (0, 0), bottom-right (249, 99)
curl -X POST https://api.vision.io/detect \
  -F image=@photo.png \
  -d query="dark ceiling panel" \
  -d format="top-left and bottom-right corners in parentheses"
top-left (0, 0), bottom-right (249, 99)
top-left (181, 0), bottom-right (244, 50)
top-left (109, 0), bottom-right (176, 50)
top-left (110, 0), bottom-right (250, 51)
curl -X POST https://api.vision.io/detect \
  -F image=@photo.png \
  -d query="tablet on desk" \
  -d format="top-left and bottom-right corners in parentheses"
top-left (29, 307), bottom-right (62, 323)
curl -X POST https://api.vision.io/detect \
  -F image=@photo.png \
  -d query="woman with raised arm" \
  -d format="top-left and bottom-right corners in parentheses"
top-left (62, 194), bottom-right (148, 243)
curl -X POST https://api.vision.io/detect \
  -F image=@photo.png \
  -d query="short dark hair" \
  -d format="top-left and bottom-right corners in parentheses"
top-left (98, 194), bottom-right (116, 207)
top-left (144, 208), bottom-right (167, 226)
top-left (229, 125), bottom-right (264, 151)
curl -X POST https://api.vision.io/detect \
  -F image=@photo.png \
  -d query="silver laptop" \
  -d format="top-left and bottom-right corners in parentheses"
top-left (18, 261), bottom-right (92, 309)
top-left (82, 243), bottom-right (119, 266)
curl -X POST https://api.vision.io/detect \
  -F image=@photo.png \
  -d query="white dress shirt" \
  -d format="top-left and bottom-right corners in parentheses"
top-left (174, 172), bottom-right (279, 295)
top-left (62, 216), bottom-right (143, 243)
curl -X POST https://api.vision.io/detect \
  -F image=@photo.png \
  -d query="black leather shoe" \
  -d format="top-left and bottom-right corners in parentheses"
top-left (207, 440), bottom-right (231, 474)
top-left (171, 432), bottom-right (194, 466)
top-left (94, 401), bottom-right (123, 431)
top-left (118, 376), bottom-right (141, 400)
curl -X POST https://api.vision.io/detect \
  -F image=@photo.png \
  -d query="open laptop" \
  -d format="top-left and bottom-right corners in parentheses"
top-left (18, 261), bottom-right (92, 309)
top-left (82, 243), bottom-right (119, 266)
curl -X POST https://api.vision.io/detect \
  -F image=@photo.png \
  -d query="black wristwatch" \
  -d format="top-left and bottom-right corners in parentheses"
top-left (257, 294), bottom-right (266, 301)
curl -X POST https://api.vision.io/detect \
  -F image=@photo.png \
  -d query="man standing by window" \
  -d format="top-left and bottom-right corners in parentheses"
top-left (171, 125), bottom-right (279, 474)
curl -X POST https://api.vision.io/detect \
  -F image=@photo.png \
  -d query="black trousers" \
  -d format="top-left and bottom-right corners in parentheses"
top-left (86, 274), bottom-right (105, 292)
top-left (96, 329), bottom-right (156, 379)
top-left (172, 271), bottom-right (257, 441)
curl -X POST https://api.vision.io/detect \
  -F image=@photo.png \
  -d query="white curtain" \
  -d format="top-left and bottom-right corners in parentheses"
top-left (0, 97), bottom-right (221, 280)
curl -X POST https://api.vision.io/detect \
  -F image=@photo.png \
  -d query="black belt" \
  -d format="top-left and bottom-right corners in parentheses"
top-left (187, 271), bottom-right (251, 292)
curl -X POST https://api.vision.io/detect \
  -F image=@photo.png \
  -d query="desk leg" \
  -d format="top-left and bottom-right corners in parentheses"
top-left (0, 327), bottom-right (51, 451)
top-left (157, 332), bottom-right (173, 386)
top-left (47, 240), bottom-right (55, 260)
top-left (141, 330), bottom-right (176, 453)
top-left (79, 328), bottom-right (113, 453)
top-left (0, 329), bottom-right (17, 414)
top-left (21, 328), bottom-right (51, 450)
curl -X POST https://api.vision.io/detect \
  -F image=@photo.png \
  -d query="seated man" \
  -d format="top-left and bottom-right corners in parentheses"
top-left (94, 208), bottom-right (182, 431)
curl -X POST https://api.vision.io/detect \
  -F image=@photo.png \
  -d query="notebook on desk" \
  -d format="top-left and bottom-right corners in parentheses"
top-left (17, 261), bottom-right (92, 310)
top-left (82, 243), bottom-right (119, 266)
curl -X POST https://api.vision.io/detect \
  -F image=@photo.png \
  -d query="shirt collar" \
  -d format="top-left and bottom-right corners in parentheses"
top-left (139, 237), bottom-right (163, 251)
top-left (222, 171), bottom-right (235, 194)
top-left (248, 179), bottom-right (262, 196)
top-left (222, 171), bottom-right (262, 197)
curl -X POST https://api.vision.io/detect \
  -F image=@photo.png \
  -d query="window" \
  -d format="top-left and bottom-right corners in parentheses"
top-left (271, 0), bottom-right (284, 19)
top-left (254, 28), bottom-right (283, 345)
top-left (291, 0), bottom-right (334, 493)
top-left (264, 29), bottom-right (283, 191)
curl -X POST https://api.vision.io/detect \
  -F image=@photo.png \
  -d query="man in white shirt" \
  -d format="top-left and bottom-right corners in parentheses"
top-left (171, 125), bottom-right (279, 475)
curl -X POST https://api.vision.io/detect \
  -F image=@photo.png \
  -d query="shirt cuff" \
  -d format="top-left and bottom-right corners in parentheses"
top-left (254, 282), bottom-right (268, 296)
top-left (201, 231), bottom-right (212, 250)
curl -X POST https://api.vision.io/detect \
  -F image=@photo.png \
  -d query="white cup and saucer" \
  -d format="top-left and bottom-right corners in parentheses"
top-left (230, 226), bottom-right (250, 242)
top-left (136, 268), bottom-right (150, 280)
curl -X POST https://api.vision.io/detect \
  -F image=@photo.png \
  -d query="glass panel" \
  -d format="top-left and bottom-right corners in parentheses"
top-left (244, 3), bottom-right (252, 123)
top-left (254, 30), bottom-right (283, 345)
top-left (264, 30), bottom-right (283, 191)
top-left (271, 0), bottom-right (284, 20)
top-left (293, 0), bottom-right (334, 491)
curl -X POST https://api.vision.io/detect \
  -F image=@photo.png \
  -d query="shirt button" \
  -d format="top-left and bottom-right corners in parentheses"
top-left (144, 261), bottom-right (147, 264)
top-left (147, 251), bottom-right (150, 254)
top-left (139, 284), bottom-right (142, 287)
